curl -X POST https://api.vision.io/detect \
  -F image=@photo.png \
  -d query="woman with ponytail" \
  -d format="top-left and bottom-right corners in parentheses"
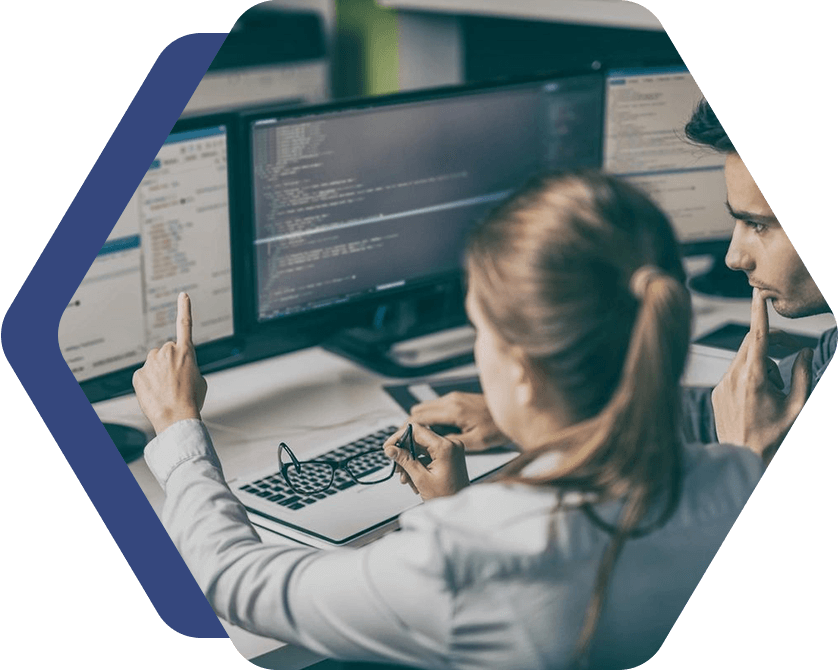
top-left (136, 172), bottom-right (764, 670)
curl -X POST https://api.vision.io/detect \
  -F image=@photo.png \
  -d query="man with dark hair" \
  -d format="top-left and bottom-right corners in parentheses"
top-left (680, 99), bottom-right (834, 460)
top-left (684, 99), bottom-right (736, 153)
top-left (411, 99), bottom-right (834, 462)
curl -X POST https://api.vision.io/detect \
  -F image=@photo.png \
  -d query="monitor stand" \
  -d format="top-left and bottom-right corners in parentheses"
top-left (103, 422), bottom-right (148, 463)
top-left (688, 254), bottom-right (753, 299)
top-left (325, 324), bottom-right (476, 378)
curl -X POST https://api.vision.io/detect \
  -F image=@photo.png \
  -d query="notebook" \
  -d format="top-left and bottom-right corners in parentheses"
top-left (230, 411), bottom-right (517, 549)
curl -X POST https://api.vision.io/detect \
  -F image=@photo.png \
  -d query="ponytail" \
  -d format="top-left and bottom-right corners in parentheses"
top-left (466, 172), bottom-right (693, 666)
top-left (504, 265), bottom-right (690, 489)
top-left (503, 266), bottom-right (692, 665)
top-left (571, 267), bottom-right (691, 665)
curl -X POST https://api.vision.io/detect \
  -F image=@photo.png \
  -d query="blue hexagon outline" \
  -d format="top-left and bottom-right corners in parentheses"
top-left (1, 33), bottom-right (228, 638)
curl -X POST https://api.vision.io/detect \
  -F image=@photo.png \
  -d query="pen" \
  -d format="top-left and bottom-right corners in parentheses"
top-left (396, 424), bottom-right (416, 460)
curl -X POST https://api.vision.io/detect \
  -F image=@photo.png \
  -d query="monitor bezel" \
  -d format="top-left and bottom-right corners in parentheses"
top-left (79, 111), bottom-right (247, 405)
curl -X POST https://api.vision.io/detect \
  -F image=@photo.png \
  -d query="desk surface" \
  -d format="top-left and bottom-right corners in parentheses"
top-left (94, 289), bottom-right (835, 667)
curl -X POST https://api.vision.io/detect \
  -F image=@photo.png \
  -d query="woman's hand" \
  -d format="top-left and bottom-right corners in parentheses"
top-left (133, 293), bottom-right (208, 435)
top-left (383, 423), bottom-right (470, 501)
top-left (409, 392), bottom-right (509, 452)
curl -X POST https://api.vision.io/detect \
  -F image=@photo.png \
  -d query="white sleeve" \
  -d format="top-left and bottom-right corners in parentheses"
top-left (144, 420), bottom-right (455, 667)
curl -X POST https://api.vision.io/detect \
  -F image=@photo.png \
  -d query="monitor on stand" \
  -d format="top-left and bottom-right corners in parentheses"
top-left (244, 72), bottom-right (605, 377)
top-left (603, 66), bottom-right (751, 298)
top-left (59, 115), bottom-right (241, 460)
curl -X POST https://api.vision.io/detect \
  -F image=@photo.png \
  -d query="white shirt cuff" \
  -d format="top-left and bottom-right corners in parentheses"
top-left (144, 418), bottom-right (221, 489)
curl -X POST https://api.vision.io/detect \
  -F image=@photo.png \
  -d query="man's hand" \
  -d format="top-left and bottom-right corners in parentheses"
top-left (133, 293), bottom-right (208, 435)
top-left (409, 392), bottom-right (509, 452)
top-left (712, 288), bottom-right (813, 460)
top-left (384, 423), bottom-right (471, 501)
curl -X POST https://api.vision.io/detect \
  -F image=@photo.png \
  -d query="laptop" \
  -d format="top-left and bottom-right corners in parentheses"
top-left (229, 412), bottom-right (517, 549)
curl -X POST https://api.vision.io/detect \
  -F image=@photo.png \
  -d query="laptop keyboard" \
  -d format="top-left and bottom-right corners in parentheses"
top-left (238, 425), bottom-right (399, 511)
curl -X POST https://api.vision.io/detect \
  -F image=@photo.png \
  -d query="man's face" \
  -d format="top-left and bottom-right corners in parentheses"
top-left (724, 153), bottom-right (828, 317)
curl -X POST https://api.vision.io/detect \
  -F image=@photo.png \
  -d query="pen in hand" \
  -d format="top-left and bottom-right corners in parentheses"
top-left (395, 424), bottom-right (417, 460)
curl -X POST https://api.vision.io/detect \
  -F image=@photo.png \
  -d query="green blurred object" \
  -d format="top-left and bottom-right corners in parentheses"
top-left (334, 0), bottom-right (400, 97)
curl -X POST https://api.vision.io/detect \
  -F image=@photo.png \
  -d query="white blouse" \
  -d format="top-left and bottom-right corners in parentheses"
top-left (146, 419), bottom-right (763, 670)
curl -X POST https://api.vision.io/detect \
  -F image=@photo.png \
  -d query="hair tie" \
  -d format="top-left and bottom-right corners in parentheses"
top-left (629, 265), bottom-right (664, 300)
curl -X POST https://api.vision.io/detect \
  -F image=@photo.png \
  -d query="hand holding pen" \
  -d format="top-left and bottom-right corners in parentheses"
top-left (384, 423), bottom-right (471, 501)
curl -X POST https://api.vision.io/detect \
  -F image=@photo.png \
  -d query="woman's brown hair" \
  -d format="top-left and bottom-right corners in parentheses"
top-left (465, 171), bottom-right (692, 665)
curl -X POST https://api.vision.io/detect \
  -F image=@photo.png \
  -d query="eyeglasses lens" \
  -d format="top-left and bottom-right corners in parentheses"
top-left (285, 462), bottom-right (334, 494)
top-left (345, 450), bottom-right (396, 484)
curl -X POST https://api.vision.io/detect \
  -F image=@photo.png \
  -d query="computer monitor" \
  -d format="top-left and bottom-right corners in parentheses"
top-left (59, 115), bottom-right (241, 457)
top-left (603, 66), bottom-right (750, 297)
top-left (244, 73), bottom-right (604, 373)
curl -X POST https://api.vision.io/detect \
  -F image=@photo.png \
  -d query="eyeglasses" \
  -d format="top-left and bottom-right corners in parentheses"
top-left (277, 441), bottom-right (397, 495)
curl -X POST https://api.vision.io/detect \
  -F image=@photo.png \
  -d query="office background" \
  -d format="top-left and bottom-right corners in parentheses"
top-left (194, 0), bottom-right (680, 101)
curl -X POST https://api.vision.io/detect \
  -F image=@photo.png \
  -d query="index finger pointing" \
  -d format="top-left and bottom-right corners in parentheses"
top-left (176, 292), bottom-right (193, 348)
top-left (747, 287), bottom-right (769, 364)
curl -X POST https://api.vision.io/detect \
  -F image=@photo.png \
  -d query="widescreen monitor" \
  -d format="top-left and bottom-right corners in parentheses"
top-left (246, 73), bottom-right (605, 326)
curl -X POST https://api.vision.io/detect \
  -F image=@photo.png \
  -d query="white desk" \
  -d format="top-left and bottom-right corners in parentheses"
top-left (94, 281), bottom-right (835, 668)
